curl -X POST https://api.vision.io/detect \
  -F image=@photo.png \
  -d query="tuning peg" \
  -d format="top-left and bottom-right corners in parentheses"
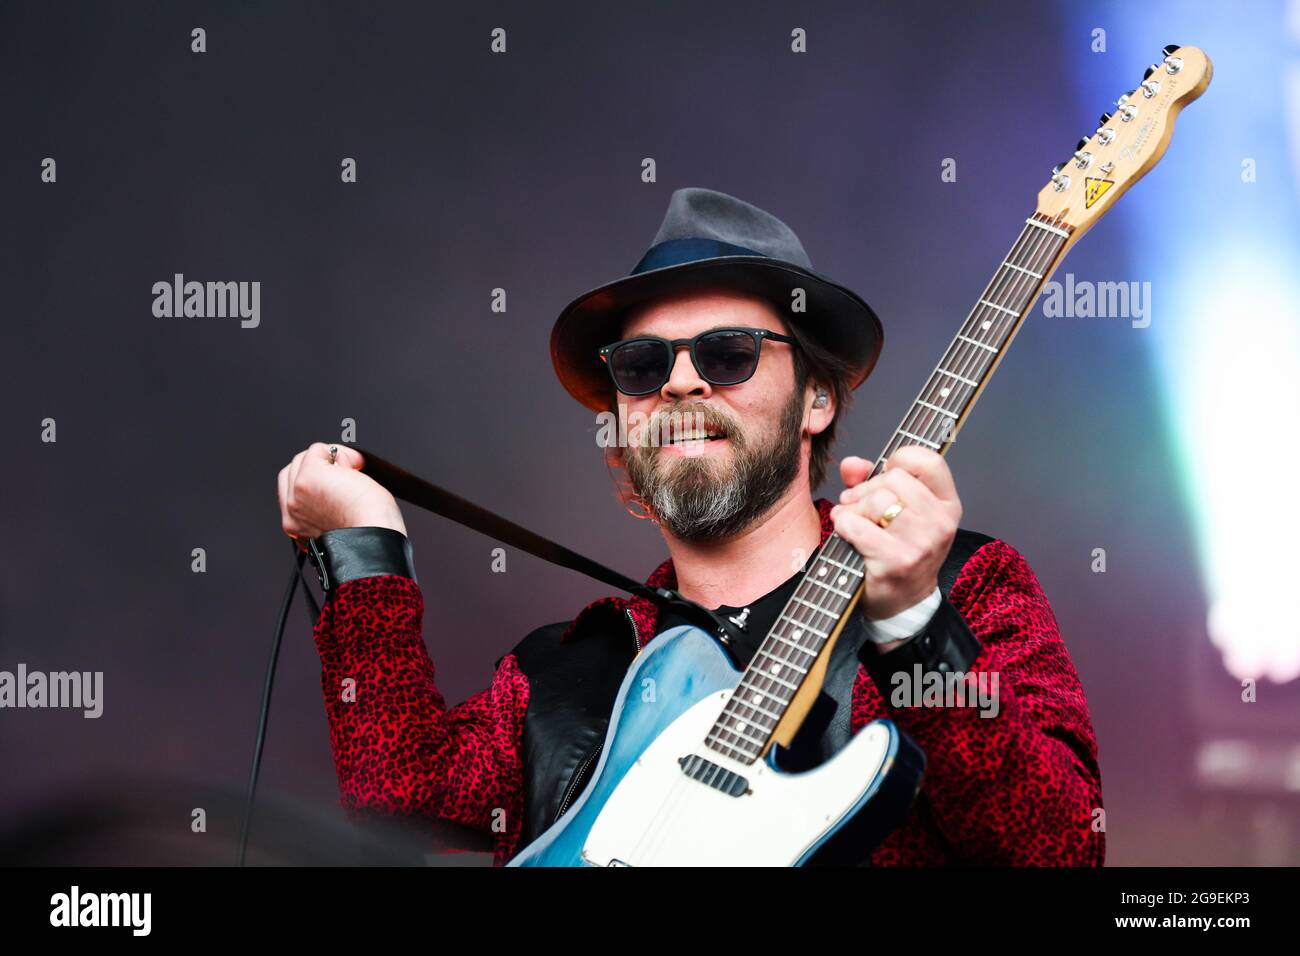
top-left (1143, 63), bottom-right (1160, 80)
top-left (1161, 43), bottom-right (1184, 74)
top-left (1076, 137), bottom-right (1090, 151)
top-left (1052, 162), bottom-right (1065, 175)
top-left (1098, 111), bottom-right (1113, 126)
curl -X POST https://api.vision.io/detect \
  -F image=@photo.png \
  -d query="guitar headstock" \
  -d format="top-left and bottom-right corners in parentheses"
top-left (1035, 44), bottom-right (1212, 246)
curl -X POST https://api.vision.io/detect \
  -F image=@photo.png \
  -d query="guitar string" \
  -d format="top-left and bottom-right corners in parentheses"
top-left (694, 214), bottom-right (1063, 770)
top-left (761, 215), bottom-right (1060, 757)
top-left (695, 213), bottom-right (1063, 773)
top-left (639, 216), bottom-right (1067, 860)
top-left (702, 212), bottom-right (1065, 764)
top-left (623, 212), bottom-right (1067, 862)
top-left (627, 220), bottom-right (1064, 863)
top-left (892, 212), bottom-right (1066, 461)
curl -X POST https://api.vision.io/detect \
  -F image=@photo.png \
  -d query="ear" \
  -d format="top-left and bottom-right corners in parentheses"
top-left (805, 382), bottom-right (835, 436)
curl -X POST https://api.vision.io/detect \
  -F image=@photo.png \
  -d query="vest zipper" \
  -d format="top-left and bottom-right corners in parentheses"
top-left (551, 609), bottom-right (641, 824)
top-left (625, 607), bottom-right (641, 653)
top-left (554, 743), bottom-right (601, 822)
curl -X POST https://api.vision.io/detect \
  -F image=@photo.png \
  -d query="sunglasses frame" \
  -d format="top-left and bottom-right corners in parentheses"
top-left (599, 326), bottom-right (798, 396)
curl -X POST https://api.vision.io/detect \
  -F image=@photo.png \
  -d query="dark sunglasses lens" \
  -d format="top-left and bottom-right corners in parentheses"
top-left (695, 330), bottom-right (759, 385)
top-left (610, 339), bottom-right (670, 393)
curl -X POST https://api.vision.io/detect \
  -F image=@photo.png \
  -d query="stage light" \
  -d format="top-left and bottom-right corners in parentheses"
top-left (1065, 4), bottom-right (1300, 685)
top-left (1178, 251), bottom-right (1300, 683)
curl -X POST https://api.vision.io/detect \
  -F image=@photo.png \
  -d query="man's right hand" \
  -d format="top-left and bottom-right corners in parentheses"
top-left (277, 443), bottom-right (407, 548)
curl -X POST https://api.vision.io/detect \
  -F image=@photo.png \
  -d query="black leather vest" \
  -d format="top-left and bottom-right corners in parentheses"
top-left (507, 528), bottom-right (994, 855)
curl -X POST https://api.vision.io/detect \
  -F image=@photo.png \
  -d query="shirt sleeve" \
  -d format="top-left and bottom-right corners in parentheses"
top-left (861, 585), bottom-right (942, 643)
top-left (311, 568), bottom-right (531, 866)
top-left (862, 539), bottom-right (1105, 865)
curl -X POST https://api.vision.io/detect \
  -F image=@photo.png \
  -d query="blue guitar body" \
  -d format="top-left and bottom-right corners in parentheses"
top-left (508, 624), bottom-right (924, 867)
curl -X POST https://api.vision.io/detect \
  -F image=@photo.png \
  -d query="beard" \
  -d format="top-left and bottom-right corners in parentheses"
top-left (621, 387), bottom-right (806, 543)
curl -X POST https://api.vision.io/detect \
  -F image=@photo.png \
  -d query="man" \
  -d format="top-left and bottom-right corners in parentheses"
top-left (277, 188), bottom-right (1104, 866)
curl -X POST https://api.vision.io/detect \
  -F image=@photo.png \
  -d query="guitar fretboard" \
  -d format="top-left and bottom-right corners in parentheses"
top-left (703, 212), bottom-right (1071, 764)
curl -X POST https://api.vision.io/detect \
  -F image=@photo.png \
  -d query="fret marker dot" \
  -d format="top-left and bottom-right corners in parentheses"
top-left (736, 721), bottom-right (748, 733)
top-left (939, 387), bottom-right (951, 397)
top-left (793, 629), bottom-right (803, 639)
top-left (770, 662), bottom-right (781, 674)
top-left (981, 320), bottom-right (992, 330)
top-left (817, 566), bottom-right (827, 576)
top-left (752, 693), bottom-right (764, 705)
top-left (838, 574), bottom-right (848, 585)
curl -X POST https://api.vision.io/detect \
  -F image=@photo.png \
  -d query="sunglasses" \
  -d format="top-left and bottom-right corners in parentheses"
top-left (599, 327), bottom-right (797, 396)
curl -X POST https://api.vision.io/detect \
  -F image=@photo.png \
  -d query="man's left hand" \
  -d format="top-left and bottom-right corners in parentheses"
top-left (830, 446), bottom-right (962, 621)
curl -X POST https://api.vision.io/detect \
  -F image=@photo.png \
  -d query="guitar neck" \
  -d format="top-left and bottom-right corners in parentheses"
top-left (704, 210), bottom-right (1074, 765)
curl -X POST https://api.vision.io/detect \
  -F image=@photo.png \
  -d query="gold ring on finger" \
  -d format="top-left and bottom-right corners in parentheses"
top-left (878, 500), bottom-right (906, 529)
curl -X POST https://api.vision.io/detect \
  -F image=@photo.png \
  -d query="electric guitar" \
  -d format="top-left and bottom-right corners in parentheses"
top-left (509, 45), bottom-right (1212, 866)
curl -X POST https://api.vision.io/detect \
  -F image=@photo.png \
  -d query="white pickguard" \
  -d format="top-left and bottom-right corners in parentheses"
top-left (582, 690), bottom-right (895, 866)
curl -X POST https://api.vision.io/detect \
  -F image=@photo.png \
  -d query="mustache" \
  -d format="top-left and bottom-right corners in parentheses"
top-left (645, 402), bottom-right (736, 440)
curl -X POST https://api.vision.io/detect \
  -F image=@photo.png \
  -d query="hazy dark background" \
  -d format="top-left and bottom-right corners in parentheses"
top-left (3, 0), bottom-right (1295, 864)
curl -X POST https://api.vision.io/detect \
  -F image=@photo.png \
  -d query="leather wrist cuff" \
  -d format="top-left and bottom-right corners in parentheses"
top-left (307, 527), bottom-right (417, 596)
top-left (857, 597), bottom-right (981, 694)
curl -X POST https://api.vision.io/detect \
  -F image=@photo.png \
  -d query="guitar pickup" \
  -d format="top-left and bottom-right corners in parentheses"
top-left (678, 753), bottom-right (750, 797)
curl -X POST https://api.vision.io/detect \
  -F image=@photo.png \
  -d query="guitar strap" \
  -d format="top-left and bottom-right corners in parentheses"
top-left (242, 447), bottom-right (750, 864)
top-left (352, 447), bottom-right (744, 645)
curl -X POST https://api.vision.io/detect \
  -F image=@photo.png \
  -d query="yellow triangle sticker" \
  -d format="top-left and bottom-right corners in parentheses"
top-left (1085, 178), bottom-right (1114, 208)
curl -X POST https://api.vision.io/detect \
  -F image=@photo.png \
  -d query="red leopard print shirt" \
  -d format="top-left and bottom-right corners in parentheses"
top-left (311, 498), bottom-right (1104, 866)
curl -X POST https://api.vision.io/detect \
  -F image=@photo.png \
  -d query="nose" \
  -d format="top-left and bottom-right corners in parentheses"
top-left (660, 345), bottom-right (713, 403)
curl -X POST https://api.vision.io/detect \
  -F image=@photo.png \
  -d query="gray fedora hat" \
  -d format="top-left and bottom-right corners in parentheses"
top-left (551, 186), bottom-right (884, 411)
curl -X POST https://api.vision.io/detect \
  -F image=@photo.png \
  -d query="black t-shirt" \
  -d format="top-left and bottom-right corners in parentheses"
top-left (653, 560), bottom-right (812, 668)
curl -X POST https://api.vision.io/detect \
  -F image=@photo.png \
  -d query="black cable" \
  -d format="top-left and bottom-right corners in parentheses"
top-left (237, 544), bottom-right (305, 866)
top-left (296, 552), bottom-right (322, 626)
top-left (238, 450), bottom-right (737, 867)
